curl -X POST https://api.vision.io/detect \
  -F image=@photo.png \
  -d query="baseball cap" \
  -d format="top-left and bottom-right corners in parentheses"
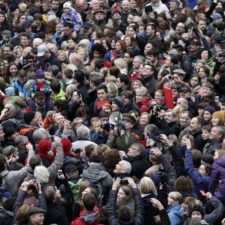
top-left (37, 44), bottom-right (48, 57)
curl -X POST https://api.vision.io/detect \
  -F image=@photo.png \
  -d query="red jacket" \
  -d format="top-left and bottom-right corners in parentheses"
top-left (71, 207), bottom-right (101, 225)
top-left (136, 97), bottom-right (151, 113)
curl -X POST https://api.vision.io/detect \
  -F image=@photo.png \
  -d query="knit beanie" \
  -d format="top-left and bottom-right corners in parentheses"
top-left (63, 2), bottom-right (73, 10)
top-left (204, 106), bottom-right (216, 114)
top-left (24, 112), bottom-right (36, 125)
top-left (190, 205), bottom-right (205, 217)
top-left (212, 111), bottom-right (225, 125)
top-left (36, 69), bottom-right (45, 79)
top-left (112, 96), bottom-right (124, 109)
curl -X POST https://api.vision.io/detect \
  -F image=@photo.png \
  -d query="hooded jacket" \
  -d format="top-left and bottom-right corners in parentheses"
top-left (82, 164), bottom-right (113, 196)
top-left (71, 207), bottom-right (100, 225)
top-left (208, 156), bottom-right (225, 200)
top-left (167, 203), bottom-right (185, 225)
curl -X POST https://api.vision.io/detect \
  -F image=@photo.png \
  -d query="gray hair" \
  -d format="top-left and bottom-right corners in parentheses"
top-left (120, 160), bottom-right (132, 174)
top-left (33, 128), bottom-right (47, 144)
top-left (15, 135), bottom-right (28, 146)
top-left (76, 125), bottom-right (90, 139)
top-left (34, 165), bottom-right (49, 184)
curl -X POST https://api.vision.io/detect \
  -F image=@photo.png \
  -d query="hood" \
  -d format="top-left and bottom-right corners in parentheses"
top-left (167, 204), bottom-right (185, 219)
top-left (83, 167), bottom-right (108, 182)
top-left (81, 211), bottom-right (99, 224)
top-left (137, 97), bottom-right (151, 105)
top-left (216, 156), bottom-right (225, 168)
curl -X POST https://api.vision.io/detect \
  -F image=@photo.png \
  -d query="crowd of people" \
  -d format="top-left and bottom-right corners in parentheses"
top-left (0, 0), bottom-right (225, 225)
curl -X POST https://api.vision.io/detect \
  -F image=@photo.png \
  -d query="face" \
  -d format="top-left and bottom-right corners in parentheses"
top-left (97, 89), bottom-right (107, 100)
top-left (190, 118), bottom-right (200, 131)
top-left (9, 65), bottom-right (17, 76)
top-left (144, 43), bottom-right (153, 55)
top-left (135, 92), bottom-right (146, 102)
top-left (30, 213), bottom-right (45, 225)
top-left (3, 47), bottom-right (11, 58)
top-left (201, 50), bottom-right (209, 60)
top-left (20, 36), bottom-right (29, 47)
top-left (167, 195), bottom-right (176, 206)
top-left (198, 20), bottom-right (207, 31)
top-left (115, 42), bottom-right (122, 51)
top-left (128, 145), bottom-right (139, 157)
top-left (203, 111), bottom-right (212, 122)
top-left (127, 14), bottom-right (133, 24)
top-left (202, 129), bottom-right (210, 140)
top-left (114, 161), bottom-right (125, 174)
top-left (19, 15), bottom-right (27, 24)
top-left (203, 87), bottom-right (212, 97)
top-left (176, 23), bottom-right (185, 34)
top-left (165, 112), bottom-right (174, 123)
top-left (52, 0), bottom-right (60, 9)
top-left (95, 12), bottom-right (104, 21)
top-left (191, 211), bottom-right (202, 220)
top-left (190, 77), bottom-right (199, 87)
top-left (139, 114), bottom-right (149, 125)
top-left (123, 120), bottom-right (133, 130)
top-left (179, 112), bottom-right (190, 127)
top-left (210, 127), bottom-right (221, 140)
top-left (35, 96), bottom-right (45, 107)
top-left (126, 27), bottom-right (135, 37)
top-left (63, 7), bottom-right (71, 13)
top-left (0, 13), bottom-right (5, 23)
top-left (198, 67), bottom-right (206, 78)
top-left (124, 36), bottom-right (131, 46)
top-left (142, 65), bottom-right (153, 77)
top-left (211, 116), bottom-right (220, 126)
top-left (198, 164), bottom-right (206, 176)
top-left (117, 188), bottom-right (126, 202)
top-left (146, 25), bottom-right (154, 36)
top-left (132, 57), bottom-right (141, 69)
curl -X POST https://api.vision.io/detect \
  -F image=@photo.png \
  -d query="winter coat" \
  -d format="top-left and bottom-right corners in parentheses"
top-left (44, 202), bottom-right (69, 225)
top-left (184, 148), bottom-right (210, 198)
top-left (82, 164), bottom-right (113, 196)
top-left (128, 153), bottom-right (150, 179)
top-left (136, 97), bottom-right (151, 113)
top-left (167, 204), bottom-right (185, 225)
top-left (141, 193), bottom-right (159, 225)
top-left (208, 156), bottom-right (225, 200)
top-left (107, 188), bottom-right (144, 225)
top-left (107, 131), bottom-right (139, 153)
top-left (71, 207), bottom-right (100, 225)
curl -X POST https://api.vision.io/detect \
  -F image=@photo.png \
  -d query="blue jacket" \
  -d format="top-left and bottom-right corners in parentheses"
top-left (167, 204), bottom-right (185, 225)
top-left (11, 81), bottom-right (30, 98)
top-left (184, 148), bottom-right (210, 198)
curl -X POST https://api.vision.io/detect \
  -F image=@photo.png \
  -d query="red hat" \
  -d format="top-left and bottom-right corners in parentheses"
top-left (61, 138), bottom-right (77, 157)
top-left (38, 140), bottom-right (54, 161)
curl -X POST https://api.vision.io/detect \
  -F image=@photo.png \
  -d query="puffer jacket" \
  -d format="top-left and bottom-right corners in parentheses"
top-left (208, 156), bottom-right (225, 200)
top-left (167, 203), bottom-right (185, 225)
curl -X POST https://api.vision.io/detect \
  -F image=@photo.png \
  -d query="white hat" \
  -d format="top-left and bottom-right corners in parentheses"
top-left (63, 2), bottom-right (73, 9)
top-left (37, 44), bottom-right (48, 57)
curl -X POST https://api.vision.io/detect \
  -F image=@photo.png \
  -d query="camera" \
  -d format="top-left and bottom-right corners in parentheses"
top-left (120, 180), bottom-right (129, 185)
top-left (147, 132), bottom-right (162, 142)
top-left (101, 123), bottom-right (114, 132)
top-left (150, 105), bottom-right (161, 112)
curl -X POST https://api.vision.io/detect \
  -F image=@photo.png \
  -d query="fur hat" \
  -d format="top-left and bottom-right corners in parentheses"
top-left (123, 113), bottom-right (136, 124)
top-left (212, 111), bottom-right (225, 125)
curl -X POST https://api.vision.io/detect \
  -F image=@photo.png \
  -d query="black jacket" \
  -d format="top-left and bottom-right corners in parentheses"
top-left (107, 188), bottom-right (144, 225)
top-left (44, 203), bottom-right (69, 225)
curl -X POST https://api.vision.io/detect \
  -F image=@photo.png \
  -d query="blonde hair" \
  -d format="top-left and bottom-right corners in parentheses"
top-left (114, 58), bottom-right (128, 74)
top-left (168, 191), bottom-right (183, 203)
top-left (139, 177), bottom-right (158, 196)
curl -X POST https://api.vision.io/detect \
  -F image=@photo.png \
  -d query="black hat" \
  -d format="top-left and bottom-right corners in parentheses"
top-left (64, 163), bottom-right (78, 173)
top-left (202, 154), bottom-right (214, 165)
top-left (145, 3), bottom-right (153, 13)
top-left (83, 22), bottom-right (93, 29)
top-left (3, 126), bottom-right (16, 137)
top-left (112, 96), bottom-right (124, 109)
top-left (28, 207), bottom-right (46, 216)
top-left (190, 205), bottom-right (205, 217)
top-left (24, 112), bottom-right (36, 125)
top-left (89, 155), bottom-right (103, 163)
